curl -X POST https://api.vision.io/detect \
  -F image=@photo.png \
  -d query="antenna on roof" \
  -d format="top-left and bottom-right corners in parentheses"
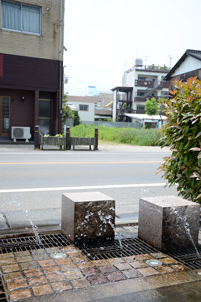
top-left (169, 55), bottom-right (172, 67)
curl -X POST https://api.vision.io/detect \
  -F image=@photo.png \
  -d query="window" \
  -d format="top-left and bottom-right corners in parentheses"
top-left (0, 96), bottom-right (10, 136)
top-left (79, 104), bottom-right (89, 111)
top-left (39, 100), bottom-right (52, 135)
top-left (1, 0), bottom-right (41, 35)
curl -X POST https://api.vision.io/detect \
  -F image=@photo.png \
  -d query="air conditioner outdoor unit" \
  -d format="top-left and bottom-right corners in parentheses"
top-left (11, 127), bottom-right (31, 142)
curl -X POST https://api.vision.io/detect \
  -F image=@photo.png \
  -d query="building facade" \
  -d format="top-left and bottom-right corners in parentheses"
top-left (164, 49), bottom-right (201, 90)
top-left (112, 59), bottom-right (169, 122)
top-left (0, 0), bottom-right (64, 140)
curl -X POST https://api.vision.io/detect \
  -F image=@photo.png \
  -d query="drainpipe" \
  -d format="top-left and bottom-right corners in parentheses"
top-left (58, 0), bottom-right (63, 132)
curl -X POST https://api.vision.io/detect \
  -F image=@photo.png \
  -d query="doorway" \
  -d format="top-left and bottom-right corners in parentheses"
top-left (0, 96), bottom-right (10, 137)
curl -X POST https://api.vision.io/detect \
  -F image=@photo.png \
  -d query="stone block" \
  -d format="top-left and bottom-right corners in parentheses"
top-left (138, 196), bottom-right (200, 251)
top-left (61, 192), bottom-right (115, 243)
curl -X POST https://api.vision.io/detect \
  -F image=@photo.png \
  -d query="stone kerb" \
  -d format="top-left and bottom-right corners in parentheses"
top-left (61, 192), bottom-right (115, 243)
top-left (138, 196), bottom-right (200, 251)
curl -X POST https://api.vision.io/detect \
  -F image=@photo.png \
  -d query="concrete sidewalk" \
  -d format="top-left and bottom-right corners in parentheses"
top-left (0, 223), bottom-right (201, 302)
top-left (1, 143), bottom-right (201, 302)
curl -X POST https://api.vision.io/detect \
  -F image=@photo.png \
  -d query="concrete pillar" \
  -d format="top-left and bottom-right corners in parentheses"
top-left (61, 192), bottom-right (115, 243)
top-left (112, 90), bottom-right (117, 122)
top-left (138, 196), bottom-right (200, 251)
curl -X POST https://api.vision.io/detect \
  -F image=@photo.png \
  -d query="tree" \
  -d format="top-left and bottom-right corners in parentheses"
top-left (74, 110), bottom-right (80, 126)
top-left (62, 93), bottom-right (75, 123)
top-left (145, 97), bottom-right (159, 115)
top-left (158, 77), bottom-right (201, 204)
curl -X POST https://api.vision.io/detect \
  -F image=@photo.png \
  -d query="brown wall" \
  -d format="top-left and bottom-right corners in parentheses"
top-left (169, 69), bottom-right (201, 91)
top-left (0, 0), bottom-right (64, 61)
top-left (0, 53), bottom-right (60, 91)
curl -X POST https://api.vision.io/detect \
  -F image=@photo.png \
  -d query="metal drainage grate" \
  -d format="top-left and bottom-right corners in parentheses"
top-left (166, 244), bottom-right (201, 270)
top-left (78, 238), bottom-right (159, 260)
top-left (0, 234), bottom-right (71, 254)
top-left (0, 277), bottom-right (7, 302)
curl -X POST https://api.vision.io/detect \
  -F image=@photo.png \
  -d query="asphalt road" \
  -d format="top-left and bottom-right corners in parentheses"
top-left (0, 144), bottom-right (178, 217)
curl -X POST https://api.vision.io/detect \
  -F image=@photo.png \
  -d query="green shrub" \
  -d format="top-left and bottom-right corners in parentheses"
top-left (70, 124), bottom-right (163, 146)
top-left (158, 77), bottom-right (201, 204)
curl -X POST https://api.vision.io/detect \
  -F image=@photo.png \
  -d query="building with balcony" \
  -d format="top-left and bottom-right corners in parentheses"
top-left (111, 59), bottom-right (170, 122)
top-left (0, 0), bottom-right (64, 141)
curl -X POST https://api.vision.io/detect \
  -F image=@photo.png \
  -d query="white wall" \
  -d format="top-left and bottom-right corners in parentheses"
top-left (171, 56), bottom-right (201, 77)
top-left (70, 102), bottom-right (95, 122)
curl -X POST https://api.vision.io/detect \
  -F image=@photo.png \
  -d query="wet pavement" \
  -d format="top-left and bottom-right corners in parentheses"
top-left (0, 143), bottom-right (201, 301)
top-left (0, 224), bottom-right (201, 301)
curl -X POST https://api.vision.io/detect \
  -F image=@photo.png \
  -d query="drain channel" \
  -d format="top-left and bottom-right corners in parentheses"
top-left (79, 238), bottom-right (159, 260)
top-left (0, 234), bottom-right (71, 254)
top-left (166, 244), bottom-right (201, 270)
top-left (0, 277), bottom-right (7, 302)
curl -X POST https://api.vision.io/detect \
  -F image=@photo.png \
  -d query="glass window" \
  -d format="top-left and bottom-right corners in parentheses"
top-left (39, 100), bottom-right (52, 135)
top-left (39, 100), bottom-right (51, 118)
top-left (1, 0), bottom-right (41, 35)
top-left (79, 104), bottom-right (89, 111)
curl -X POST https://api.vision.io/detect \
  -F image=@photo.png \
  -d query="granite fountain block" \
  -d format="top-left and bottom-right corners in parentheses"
top-left (138, 196), bottom-right (200, 251)
top-left (61, 192), bottom-right (115, 242)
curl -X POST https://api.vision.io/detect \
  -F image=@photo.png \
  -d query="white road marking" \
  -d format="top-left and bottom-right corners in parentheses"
top-left (0, 183), bottom-right (168, 193)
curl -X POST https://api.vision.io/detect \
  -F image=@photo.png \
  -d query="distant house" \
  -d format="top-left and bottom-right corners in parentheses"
top-left (125, 113), bottom-right (166, 128)
top-left (68, 96), bottom-right (100, 122)
top-left (164, 49), bottom-right (201, 90)
top-left (0, 0), bottom-right (64, 140)
top-left (112, 59), bottom-right (169, 122)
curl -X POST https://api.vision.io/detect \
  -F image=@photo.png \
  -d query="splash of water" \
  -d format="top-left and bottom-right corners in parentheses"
top-left (172, 207), bottom-right (200, 257)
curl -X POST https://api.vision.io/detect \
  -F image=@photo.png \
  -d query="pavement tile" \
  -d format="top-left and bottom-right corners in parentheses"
top-left (82, 267), bottom-right (101, 277)
top-left (31, 249), bottom-right (46, 255)
top-left (105, 271), bottom-right (126, 282)
top-left (20, 261), bottom-right (39, 270)
top-left (62, 245), bottom-right (81, 255)
top-left (59, 263), bottom-right (78, 272)
top-left (15, 256), bottom-right (33, 263)
top-left (106, 258), bottom-right (125, 265)
top-left (155, 266), bottom-right (175, 274)
top-left (123, 256), bottom-right (136, 262)
top-left (150, 252), bottom-right (168, 259)
top-left (114, 262), bottom-right (132, 271)
top-left (54, 258), bottom-right (73, 265)
top-left (77, 261), bottom-right (94, 269)
top-left (6, 278), bottom-right (28, 291)
top-left (28, 275), bottom-right (48, 287)
top-left (63, 270), bottom-right (84, 280)
top-left (3, 272), bottom-right (23, 281)
top-left (71, 278), bottom-right (90, 289)
top-left (91, 259), bottom-right (110, 266)
top-left (0, 253), bottom-right (14, 260)
top-left (46, 273), bottom-right (66, 282)
top-left (121, 269), bottom-right (143, 279)
top-left (9, 288), bottom-right (32, 302)
top-left (32, 284), bottom-right (53, 296)
top-left (133, 254), bottom-right (153, 261)
top-left (129, 261), bottom-right (148, 269)
top-left (170, 264), bottom-right (188, 271)
top-left (87, 274), bottom-right (109, 285)
top-left (98, 264), bottom-right (117, 274)
top-left (38, 259), bottom-right (56, 267)
top-left (2, 264), bottom-right (20, 273)
top-left (71, 255), bottom-right (87, 264)
top-left (50, 252), bottom-right (68, 260)
top-left (33, 254), bottom-right (50, 261)
top-left (161, 257), bottom-right (178, 265)
top-left (43, 265), bottom-right (61, 274)
top-left (138, 267), bottom-right (160, 276)
top-left (24, 268), bottom-right (43, 278)
top-left (0, 258), bottom-right (17, 265)
top-left (51, 281), bottom-right (72, 292)
top-left (14, 251), bottom-right (30, 257)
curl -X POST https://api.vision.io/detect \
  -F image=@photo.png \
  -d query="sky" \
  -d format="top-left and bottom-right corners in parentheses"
top-left (64, 0), bottom-right (201, 96)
